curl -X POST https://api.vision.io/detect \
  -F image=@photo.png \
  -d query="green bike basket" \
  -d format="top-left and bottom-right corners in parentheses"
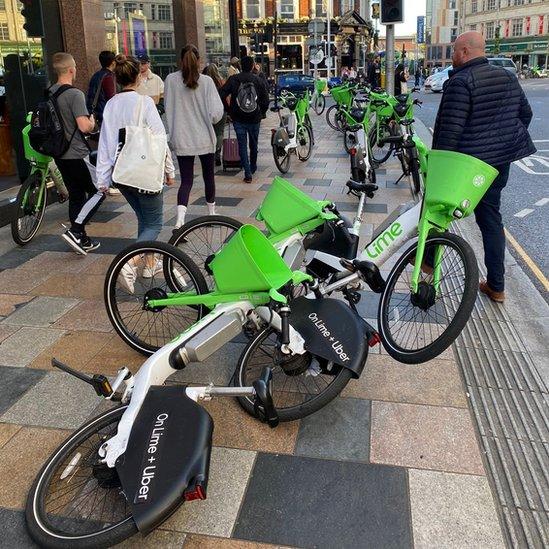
top-left (424, 150), bottom-right (499, 217)
top-left (209, 225), bottom-right (293, 293)
top-left (331, 86), bottom-right (352, 106)
top-left (258, 176), bottom-right (325, 234)
top-left (315, 78), bottom-right (326, 94)
top-left (22, 123), bottom-right (52, 165)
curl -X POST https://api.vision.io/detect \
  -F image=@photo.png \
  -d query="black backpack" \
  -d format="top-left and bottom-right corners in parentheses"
top-left (29, 85), bottom-right (76, 158)
top-left (236, 81), bottom-right (258, 114)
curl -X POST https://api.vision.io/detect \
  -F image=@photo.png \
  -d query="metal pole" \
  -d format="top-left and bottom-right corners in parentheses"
top-left (326, 0), bottom-right (331, 78)
top-left (386, 23), bottom-right (395, 94)
top-left (273, 7), bottom-right (278, 102)
top-left (314, 20), bottom-right (318, 78)
top-left (228, 0), bottom-right (239, 58)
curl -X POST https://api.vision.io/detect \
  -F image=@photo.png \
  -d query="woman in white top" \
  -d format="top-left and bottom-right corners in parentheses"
top-left (96, 54), bottom-right (175, 242)
top-left (164, 44), bottom-right (224, 228)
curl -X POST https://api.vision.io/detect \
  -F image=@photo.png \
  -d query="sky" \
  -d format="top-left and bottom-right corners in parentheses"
top-left (376, 0), bottom-right (427, 38)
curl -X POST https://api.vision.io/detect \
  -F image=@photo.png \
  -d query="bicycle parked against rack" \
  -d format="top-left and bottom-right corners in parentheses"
top-left (11, 113), bottom-right (69, 246)
top-left (311, 77), bottom-right (327, 115)
top-left (325, 81), bottom-right (369, 132)
top-left (271, 89), bottom-right (314, 173)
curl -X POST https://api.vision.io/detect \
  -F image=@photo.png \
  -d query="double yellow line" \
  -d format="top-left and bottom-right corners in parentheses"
top-left (505, 228), bottom-right (549, 292)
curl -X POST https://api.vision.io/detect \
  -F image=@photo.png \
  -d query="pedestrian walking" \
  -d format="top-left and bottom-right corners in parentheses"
top-left (86, 50), bottom-right (116, 123)
top-left (227, 57), bottom-right (241, 78)
top-left (136, 54), bottom-right (164, 105)
top-left (395, 64), bottom-right (407, 95)
top-left (414, 65), bottom-right (422, 88)
top-left (368, 56), bottom-right (381, 88)
top-left (432, 31), bottom-right (535, 303)
top-left (164, 44), bottom-right (224, 229)
top-left (96, 55), bottom-right (175, 244)
top-left (203, 63), bottom-right (227, 167)
top-left (49, 53), bottom-right (103, 254)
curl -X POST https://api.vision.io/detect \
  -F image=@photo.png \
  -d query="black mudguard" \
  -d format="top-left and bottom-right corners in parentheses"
top-left (289, 297), bottom-right (370, 378)
top-left (116, 385), bottom-right (213, 534)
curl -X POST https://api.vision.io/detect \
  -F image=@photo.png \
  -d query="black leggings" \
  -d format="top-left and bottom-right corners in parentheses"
top-left (176, 153), bottom-right (216, 206)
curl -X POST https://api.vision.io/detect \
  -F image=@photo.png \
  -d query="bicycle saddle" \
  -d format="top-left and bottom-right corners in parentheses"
top-left (350, 107), bottom-right (366, 122)
top-left (394, 103), bottom-right (409, 117)
top-left (400, 118), bottom-right (415, 126)
top-left (346, 180), bottom-right (378, 197)
top-left (372, 87), bottom-right (386, 94)
top-left (395, 94), bottom-right (409, 103)
top-left (347, 123), bottom-right (362, 132)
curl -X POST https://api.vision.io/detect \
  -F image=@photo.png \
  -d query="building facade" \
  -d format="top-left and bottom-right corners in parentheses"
top-left (459, 0), bottom-right (549, 68)
top-left (425, 0), bottom-right (459, 68)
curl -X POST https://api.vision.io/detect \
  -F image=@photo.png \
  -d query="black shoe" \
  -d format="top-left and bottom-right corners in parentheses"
top-left (251, 165), bottom-right (257, 174)
top-left (243, 176), bottom-right (253, 184)
top-left (81, 235), bottom-right (100, 252)
top-left (215, 154), bottom-right (222, 167)
top-left (62, 230), bottom-right (87, 255)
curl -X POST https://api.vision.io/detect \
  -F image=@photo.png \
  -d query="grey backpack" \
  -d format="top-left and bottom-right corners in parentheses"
top-left (236, 81), bottom-right (258, 114)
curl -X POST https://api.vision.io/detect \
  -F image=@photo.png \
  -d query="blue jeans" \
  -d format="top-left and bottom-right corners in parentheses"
top-left (474, 163), bottom-right (510, 292)
top-left (233, 121), bottom-right (260, 179)
top-left (119, 186), bottom-right (163, 242)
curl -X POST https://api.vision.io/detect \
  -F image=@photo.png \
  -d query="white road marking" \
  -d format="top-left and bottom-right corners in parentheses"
top-left (514, 208), bottom-right (534, 218)
top-left (523, 158), bottom-right (534, 166)
top-left (533, 139), bottom-right (549, 142)
top-left (513, 156), bottom-right (549, 175)
top-left (534, 198), bottom-right (549, 207)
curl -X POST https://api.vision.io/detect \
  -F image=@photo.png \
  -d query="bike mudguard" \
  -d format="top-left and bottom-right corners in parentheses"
top-left (116, 385), bottom-right (213, 534)
top-left (289, 297), bottom-right (370, 377)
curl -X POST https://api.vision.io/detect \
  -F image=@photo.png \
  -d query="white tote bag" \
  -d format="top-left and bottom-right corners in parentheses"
top-left (112, 95), bottom-right (167, 193)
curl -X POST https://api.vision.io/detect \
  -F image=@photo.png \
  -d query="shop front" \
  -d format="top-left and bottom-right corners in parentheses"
top-left (486, 37), bottom-right (549, 69)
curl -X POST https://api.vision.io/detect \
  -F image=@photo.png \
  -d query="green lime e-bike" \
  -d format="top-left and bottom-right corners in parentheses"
top-left (11, 113), bottom-right (68, 246)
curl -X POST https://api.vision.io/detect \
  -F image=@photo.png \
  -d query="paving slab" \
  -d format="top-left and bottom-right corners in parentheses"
top-left (295, 397), bottom-right (370, 462)
top-left (409, 468), bottom-right (505, 549)
top-left (162, 447), bottom-right (256, 537)
top-left (370, 401), bottom-right (485, 475)
top-left (183, 535), bottom-right (279, 548)
top-left (116, 529), bottom-right (187, 548)
top-left (0, 507), bottom-right (39, 548)
top-left (0, 427), bottom-right (68, 509)
top-left (2, 371), bottom-right (102, 429)
top-left (0, 325), bottom-right (18, 344)
top-left (53, 299), bottom-right (113, 333)
top-left (30, 273), bottom-right (105, 300)
top-left (233, 453), bottom-right (412, 549)
top-left (0, 423), bottom-right (22, 448)
top-left (2, 296), bottom-right (79, 327)
top-left (0, 366), bottom-right (46, 415)
top-left (342, 354), bottom-right (468, 408)
top-left (0, 294), bottom-right (34, 316)
top-left (0, 326), bottom-right (65, 367)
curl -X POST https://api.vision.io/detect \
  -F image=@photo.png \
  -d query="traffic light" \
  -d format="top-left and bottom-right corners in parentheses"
top-left (380, 0), bottom-right (404, 25)
top-left (21, 0), bottom-right (44, 38)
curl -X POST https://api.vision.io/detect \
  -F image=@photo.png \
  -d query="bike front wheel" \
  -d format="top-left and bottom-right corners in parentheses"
top-left (297, 125), bottom-right (313, 161)
top-left (368, 123), bottom-right (393, 164)
top-left (234, 327), bottom-right (354, 421)
top-left (314, 93), bottom-right (325, 115)
top-left (272, 144), bottom-right (291, 173)
top-left (105, 240), bottom-right (208, 355)
top-left (169, 215), bottom-right (243, 289)
top-left (11, 172), bottom-right (47, 246)
top-left (326, 104), bottom-right (344, 131)
top-left (26, 406), bottom-right (138, 549)
top-left (378, 232), bottom-right (478, 364)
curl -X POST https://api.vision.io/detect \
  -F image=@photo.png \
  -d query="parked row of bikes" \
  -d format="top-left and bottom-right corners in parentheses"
top-left (19, 81), bottom-right (500, 547)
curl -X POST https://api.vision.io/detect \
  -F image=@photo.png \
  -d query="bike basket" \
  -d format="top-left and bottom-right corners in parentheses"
top-left (209, 225), bottom-right (293, 293)
top-left (424, 150), bottom-right (499, 217)
top-left (315, 78), bottom-right (326, 94)
top-left (22, 123), bottom-right (52, 165)
top-left (331, 86), bottom-right (352, 105)
top-left (258, 176), bottom-right (325, 234)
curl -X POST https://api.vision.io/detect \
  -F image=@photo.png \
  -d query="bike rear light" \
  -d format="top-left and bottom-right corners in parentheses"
top-left (349, 148), bottom-right (357, 156)
top-left (184, 484), bottom-right (206, 501)
top-left (368, 332), bottom-right (381, 347)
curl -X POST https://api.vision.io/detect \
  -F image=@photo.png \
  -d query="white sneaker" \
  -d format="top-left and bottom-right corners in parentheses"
top-left (171, 267), bottom-right (188, 289)
top-left (119, 263), bottom-right (137, 294)
top-left (142, 260), bottom-right (163, 279)
top-left (108, 188), bottom-right (121, 195)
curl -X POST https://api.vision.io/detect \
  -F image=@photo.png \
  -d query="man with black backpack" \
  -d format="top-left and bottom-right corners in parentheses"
top-left (86, 51), bottom-right (116, 122)
top-left (34, 52), bottom-right (103, 254)
top-left (220, 56), bottom-right (269, 183)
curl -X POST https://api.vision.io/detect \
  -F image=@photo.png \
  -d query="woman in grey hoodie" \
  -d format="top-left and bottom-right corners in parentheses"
top-left (164, 44), bottom-right (224, 228)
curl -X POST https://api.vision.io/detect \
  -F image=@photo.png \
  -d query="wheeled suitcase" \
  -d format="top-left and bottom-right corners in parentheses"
top-left (222, 123), bottom-right (241, 171)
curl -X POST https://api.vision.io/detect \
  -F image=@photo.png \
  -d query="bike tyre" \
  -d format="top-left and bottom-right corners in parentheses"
top-left (314, 93), bottom-right (325, 115)
top-left (272, 144), bottom-right (291, 173)
top-left (25, 406), bottom-right (138, 549)
top-left (368, 124), bottom-right (393, 164)
top-left (234, 327), bottom-right (354, 421)
top-left (11, 172), bottom-right (47, 246)
top-left (297, 125), bottom-right (313, 162)
top-left (104, 241), bottom-right (208, 355)
top-left (378, 233), bottom-right (478, 364)
top-left (326, 104), bottom-right (343, 131)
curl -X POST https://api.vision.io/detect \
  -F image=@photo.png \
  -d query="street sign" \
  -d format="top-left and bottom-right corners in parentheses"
top-left (308, 19), bottom-right (326, 35)
top-left (310, 47), bottom-right (325, 65)
top-left (417, 16), bottom-right (425, 44)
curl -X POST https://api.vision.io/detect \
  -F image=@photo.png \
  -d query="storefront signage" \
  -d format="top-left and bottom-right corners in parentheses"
top-left (417, 16), bottom-right (425, 44)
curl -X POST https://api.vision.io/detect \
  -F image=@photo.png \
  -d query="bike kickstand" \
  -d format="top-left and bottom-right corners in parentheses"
top-left (393, 171), bottom-right (407, 185)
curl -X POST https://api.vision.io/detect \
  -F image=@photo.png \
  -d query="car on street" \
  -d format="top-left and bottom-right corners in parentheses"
top-left (276, 73), bottom-right (315, 94)
top-left (425, 66), bottom-right (453, 92)
top-left (487, 57), bottom-right (518, 75)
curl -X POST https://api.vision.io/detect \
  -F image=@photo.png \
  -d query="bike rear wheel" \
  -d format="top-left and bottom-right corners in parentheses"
top-left (11, 172), bottom-right (47, 246)
top-left (169, 215), bottom-right (243, 289)
top-left (297, 125), bottom-right (313, 161)
top-left (326, 104), bottom-right (344, 131)
top-left (25, 406), bottom-right (138, 549)
top-left (235, 327), bottom-right (354, 421)
top-left (104, 241), bottom-right (208, 355)
top-left (314, 93), bottom-right (325, 115)
top-left (378, 233), bottom-right (478, 364)
top-left (368, 123), bottom-right (393, 164)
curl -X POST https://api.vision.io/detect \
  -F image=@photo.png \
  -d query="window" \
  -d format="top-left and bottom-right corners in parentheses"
top-left (0, 0), bottom-right (5, 9)
top-left (341, 0), bottom-right (353, 12)
top-left (280, 0), bottom-right (294, 19)
top-left (453, 11), bottom-right (459, 26)
top-left (487, 0), bottom-right (496, 9)
top-left (246, 0), bottom-right (261, 19)
top-left (0, 22), bottom-right (8, 41)
top-left (511, 18), bottom-right (523, 36)
top-left (450, 28), bottom-right (458, 42)
top-left (449, 0), bottom-right (456, 8)
top-left (513, 0), bottom-right (524, 5)
top-left (471, 0), bottom-right (477, 13)
top-left (446, 45), bottom-right (452, 59)
top-left (315, 0), bottom-right (326, 17)
top-left (486, 21), bottom-right (495, 39)
top-left (151, 4), bottom-right (156, 19)
top-left (124, 2), bottom-right (137, 18)
top-left (158, 31), bottom-right (173, 49)
top-left (469, 24), bottom-right (477, 31)
top-left (157, 4), bottom-right (171, 20)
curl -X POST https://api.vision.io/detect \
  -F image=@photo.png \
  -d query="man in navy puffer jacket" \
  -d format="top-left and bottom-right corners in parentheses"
top-left (432, 31), bottom-right (535, 303)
